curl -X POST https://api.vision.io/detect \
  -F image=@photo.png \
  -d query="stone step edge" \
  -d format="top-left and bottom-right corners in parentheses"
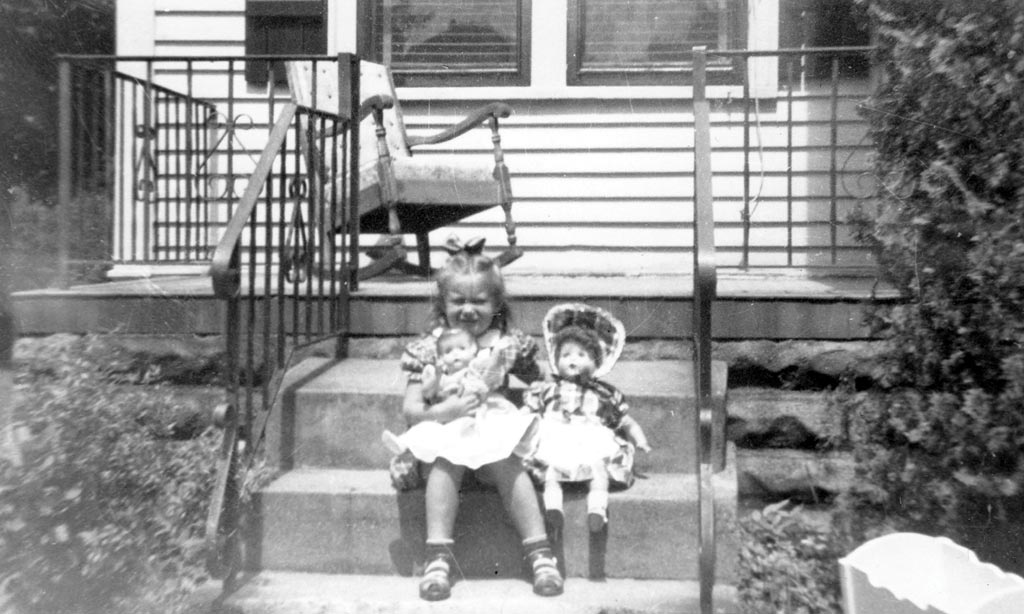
top-left (282, 356), bottom-right (728, 400)
top-left (264, 466), bottom-right (736, 502)
top-left (207, 571), bottom-right (740, 614)
top-left (265, 447), bottom-right (852, 508)
top-left (736, 448), bottom-right (854, 501)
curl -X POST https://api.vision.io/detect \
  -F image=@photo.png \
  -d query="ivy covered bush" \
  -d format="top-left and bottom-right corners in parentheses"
top-left (844, 0), bottom-right (1024, 569)
top-left (0, 337), bottom-right (221, 614)
top-left (738, 502), bottom-right (845, 614)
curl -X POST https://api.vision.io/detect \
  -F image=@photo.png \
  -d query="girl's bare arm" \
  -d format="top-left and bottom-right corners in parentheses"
top-left (403, 381), bottom-right (480, 426)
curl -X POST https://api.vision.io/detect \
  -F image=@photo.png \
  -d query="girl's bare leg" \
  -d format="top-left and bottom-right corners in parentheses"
top-left (424, 458), bottom-right (465, 541)
top-left (420, 459), bottom-right (466, 601)
top-left (481, 456), bottom-right (564, 596)
top-left (482, 456), bottom-right (545, 539)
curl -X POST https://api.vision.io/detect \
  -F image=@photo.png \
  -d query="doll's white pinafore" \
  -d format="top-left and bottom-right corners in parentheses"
top-left (523, 303), bottom-right (636, 488)
top-left (524, 377), bottom-right (635, 487)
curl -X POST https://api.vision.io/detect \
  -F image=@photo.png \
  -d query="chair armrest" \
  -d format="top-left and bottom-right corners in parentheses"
top-left (406, 102), bottom-right (513, 147)
top-left (359, 94), bottom-right (395, 122)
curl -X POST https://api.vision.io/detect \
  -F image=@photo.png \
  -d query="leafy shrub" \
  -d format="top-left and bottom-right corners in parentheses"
top-left (843, 0), bottom-right (1024, 569)
top-left (737, 501), bottom-right (845, 614)
top-left (1, 336), bottom-right (227, 614)
top-left (1, 0), bottom-right (113, 197)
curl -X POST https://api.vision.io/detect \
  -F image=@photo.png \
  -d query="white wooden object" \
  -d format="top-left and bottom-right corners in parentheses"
top-left (840, 532), bottom-right (1024, 614)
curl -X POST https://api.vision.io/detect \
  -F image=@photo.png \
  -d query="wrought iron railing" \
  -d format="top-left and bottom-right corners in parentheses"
top-left (692, 47), bottom-right (721, 614)
top-left (56, 56), bottom-right (218, 283)
top-left (698, 45), bottom-right (877, 272)
top-left (204, 54), bottom-right (359, 579)
top-left (56, 47), bottom-right (878, 281)
top-left (56, 54), bottom-right (352, 284)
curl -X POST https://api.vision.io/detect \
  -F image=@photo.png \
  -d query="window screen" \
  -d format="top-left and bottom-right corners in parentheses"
top-left (568, 0), bottom-right (746, 85)
top-left (370, 0), bottom-right (530, 87)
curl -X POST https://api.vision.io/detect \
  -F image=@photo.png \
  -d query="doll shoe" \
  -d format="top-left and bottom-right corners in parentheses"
top-left (587, 509), bottom-right (608, 533)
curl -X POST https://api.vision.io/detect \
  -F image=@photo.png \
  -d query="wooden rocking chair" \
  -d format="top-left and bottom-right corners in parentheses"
top-left (286, 59), bottom-right (521, 283)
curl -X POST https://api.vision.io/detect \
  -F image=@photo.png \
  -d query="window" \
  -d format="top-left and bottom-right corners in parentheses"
top-left (567, 0), bottom-right (746, 86)
top-left (367, 0), bottom-right (530, 87)
top-left (245, 0), bottom-right (327, 85)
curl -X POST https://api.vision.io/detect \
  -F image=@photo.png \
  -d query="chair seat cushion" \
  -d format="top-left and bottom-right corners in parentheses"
top-left (327, 157), bottom-right (506, 233)
top-left (360, 156), bottom-right (503, 209)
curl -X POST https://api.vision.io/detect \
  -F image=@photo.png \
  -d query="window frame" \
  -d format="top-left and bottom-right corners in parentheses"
top-left (366, 0), bottom-right (532, 88)
top-left (565, 0), bottom-right (747, 87)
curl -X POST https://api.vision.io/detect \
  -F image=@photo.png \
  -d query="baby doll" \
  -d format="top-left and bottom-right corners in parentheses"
top-left (382, 328), bottom-right (533, 466)
top-left (419, 328), bottom-right (490, 405)
top-left (523, 304), bottom-right (651, 533)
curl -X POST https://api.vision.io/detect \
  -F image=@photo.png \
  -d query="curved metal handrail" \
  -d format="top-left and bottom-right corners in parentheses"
top-left (692, 47), bottom-right (720, 614)
top-left (204, 101), bottom-right (299, 578)
top-left (210, 101), bottom-right (299, 299)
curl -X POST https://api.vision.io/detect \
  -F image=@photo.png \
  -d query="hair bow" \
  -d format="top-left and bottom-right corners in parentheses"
top-left (443, 235), bottom-right (487, 256)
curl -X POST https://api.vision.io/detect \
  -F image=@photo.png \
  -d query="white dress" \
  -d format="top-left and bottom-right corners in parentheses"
top-left (384, 329), bottom-right (540, 469)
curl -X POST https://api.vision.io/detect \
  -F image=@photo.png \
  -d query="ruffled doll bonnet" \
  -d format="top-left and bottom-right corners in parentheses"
top-left (541, 303), bottom-right (626, 379)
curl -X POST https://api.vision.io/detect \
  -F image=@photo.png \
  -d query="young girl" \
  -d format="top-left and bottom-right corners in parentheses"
top-left (523, 304), bottom-right (651, 533)
top-left (390, 236), bottom-right (563, 601)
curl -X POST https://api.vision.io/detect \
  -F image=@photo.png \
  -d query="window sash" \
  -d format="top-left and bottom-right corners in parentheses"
top-left (567, 0), bottom-right (746, 86)
top-left (369, 0), bottom-right (531, 87)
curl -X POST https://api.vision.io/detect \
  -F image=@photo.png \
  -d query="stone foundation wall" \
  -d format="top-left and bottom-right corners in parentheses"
top-left (13, 333), bottom-right (884, 503)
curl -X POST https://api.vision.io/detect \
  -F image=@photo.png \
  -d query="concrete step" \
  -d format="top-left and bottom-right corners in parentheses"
top-left (266, 357), bottom-right (727, 473)
top-left (212, 572), bottom-right (739, 614)
top-left (250, 464), bottom-right (738, 583)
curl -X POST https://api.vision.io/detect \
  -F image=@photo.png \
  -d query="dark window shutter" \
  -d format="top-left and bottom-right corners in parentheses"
top-left (245, 0), bottom-right (327, 84)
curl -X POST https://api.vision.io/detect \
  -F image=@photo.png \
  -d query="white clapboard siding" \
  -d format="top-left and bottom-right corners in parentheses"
top-left (134, 2), bottom-right (876, 274)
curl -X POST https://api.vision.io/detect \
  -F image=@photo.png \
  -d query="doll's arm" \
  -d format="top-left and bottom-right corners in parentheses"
top-left (521, 380), bottom-right (547, 414)
top-left (470, 336), bottom-right (517, 390)
top-left (459, 371), bottom-right (490, 400)
top-left (420, 364), bottom-right (440, 401)
top-left (618, 414), bottom-right (652, 452)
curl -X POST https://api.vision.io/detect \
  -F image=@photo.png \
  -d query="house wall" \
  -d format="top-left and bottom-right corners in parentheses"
top-left (116, 0), bottom-right (874, 275)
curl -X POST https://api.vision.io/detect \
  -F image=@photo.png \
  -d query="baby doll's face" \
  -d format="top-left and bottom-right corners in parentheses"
top-left (437, 335), bottom-right (477, 373)
top-left (556, 340), bottom-right (597, 381)
top-left (444, 272), bottom-right (497, 339)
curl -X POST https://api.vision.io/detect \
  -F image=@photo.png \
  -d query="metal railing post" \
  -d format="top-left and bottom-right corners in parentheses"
top-left (343, 53), bottom-right (361, 293)
top-left (57, 60), bottom-right (73, 288)
top-left (692, 46), bottom-right (719, 614)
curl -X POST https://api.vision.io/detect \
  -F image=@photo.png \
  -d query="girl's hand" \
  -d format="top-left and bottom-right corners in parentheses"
top-left (636, 442), bottom-right (653, 454)
top-left (433, 392), bottom-right (481, 422)
top-left (453, 392), bottom-right (483, 418)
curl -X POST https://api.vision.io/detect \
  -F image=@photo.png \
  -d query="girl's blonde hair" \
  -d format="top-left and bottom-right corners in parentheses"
top-left (432, 251), bottom-right (510, 332)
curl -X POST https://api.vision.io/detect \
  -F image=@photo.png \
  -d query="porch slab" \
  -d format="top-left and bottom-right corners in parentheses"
top-left (11, 271), bottom-right (897, 339)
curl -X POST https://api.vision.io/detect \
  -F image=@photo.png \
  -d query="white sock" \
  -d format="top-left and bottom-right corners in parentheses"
top-left (587, 488), bottom-right (608, 518)
top-left (543, 480), bottom-right (564, 514)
